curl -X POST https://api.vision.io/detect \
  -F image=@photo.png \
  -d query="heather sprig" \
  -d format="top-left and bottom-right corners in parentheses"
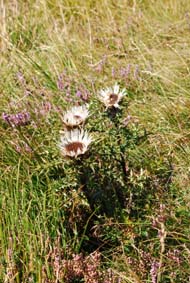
top-left (2, 111), bottom-right (31, 127)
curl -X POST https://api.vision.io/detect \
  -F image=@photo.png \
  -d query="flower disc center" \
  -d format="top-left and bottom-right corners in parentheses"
top-left (74, 115), bottom-right (82, 120)
top-left (109, 93), bottom-right (118, 105)
top-left (65, 142), bottom-right (84, 153)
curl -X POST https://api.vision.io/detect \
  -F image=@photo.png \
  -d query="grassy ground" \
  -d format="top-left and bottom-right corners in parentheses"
top-left (1, 0), bottom-right (190, 282)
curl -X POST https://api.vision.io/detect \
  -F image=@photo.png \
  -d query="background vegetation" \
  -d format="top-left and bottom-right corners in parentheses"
top-left (1, 0), bottom-right (190, 282)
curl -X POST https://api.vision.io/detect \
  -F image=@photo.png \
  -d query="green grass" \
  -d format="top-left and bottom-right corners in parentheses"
top-left (1, 0), bottom-right (190, 282)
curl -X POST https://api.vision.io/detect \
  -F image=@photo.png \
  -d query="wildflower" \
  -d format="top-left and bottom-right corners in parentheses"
top-left (76, 89), bottom-right (90, 102)
top-left (35, 101), bottom-right (52, 116)
top-left (59, 129), bottom-right (92, 158)
top-left (150, 261), bottom-right (160, 283)
top-left (76, 90), bottom-right (82, 98)
top-left (63, 105), bottom-right (89, 128)
top-left (94, 55), bottom-right (107, 72)
top-left (111, 67), bottom-right (116, 77)
top-left (10, 140), bottom-right (33, 154)
top-left (57, 75), bottom-right (64, 90)
top-left (2, 111), bottom-right (30, 127)
top-left (120, 64), bottom-right (131, 78)
top-left (97, 83), bottom-right (127, 109)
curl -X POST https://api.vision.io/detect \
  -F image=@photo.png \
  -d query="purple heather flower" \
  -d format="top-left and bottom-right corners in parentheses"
top-left (57, 75), bottom-right (65, 90)
top-left (94, 55), bottom-right (107, 73)
top-left (111, 67), bottom-right (116, 77)
top-left (24, 143), bottom-right (32, 153)
top-left (2, 111), bottom-right (31, 127)
top-left (134, 65), bottom-right (140, 80)
top-left (57, 70), bottom-right (71, 92)
top-left (65, 97), bottom-right (73, 103)
top-left (38, 101), bottom-right (52, 116)
top-left (2, 112), bottom-right (10, 124)
top-left (150, 261), bottom-right (160, 283)
top-left (126, 64), bottom-right (131, 75)
top-left (76, 90), bottom-right (82, 98)
top-left (167, 249), bottom-right (181, 265)
top-left (11, 140), bottom-right (32, 154)
top-left (81, 91), bottom-right (90, 102)
top-left (43, 101), bottom-right (51, 111)
top-left (16, 71), bottom-right (26, 86)
top-left (76, 89), bottom-right (90, 102)
top-left (120, 64), bottom-right (131, 78)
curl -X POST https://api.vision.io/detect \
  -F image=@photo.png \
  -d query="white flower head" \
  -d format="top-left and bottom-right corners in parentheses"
top-left (98, 83), bottom-right (127, 109)
top-left (63, 105), bottom-right (89, 128)
top-left (59, 128), bottom-right (93, 158)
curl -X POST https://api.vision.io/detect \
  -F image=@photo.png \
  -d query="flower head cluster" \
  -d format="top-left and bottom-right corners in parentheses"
top-left (59, 129), bottom-right (92, 158)
top-left (97, 83), bottom-right (127, 109)
top-left (59, 104), bottom-right (92, 158)
top-left (63, 105), bottom-right (89, 128)
top-left (58, 83), bottom-right (127, 158)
